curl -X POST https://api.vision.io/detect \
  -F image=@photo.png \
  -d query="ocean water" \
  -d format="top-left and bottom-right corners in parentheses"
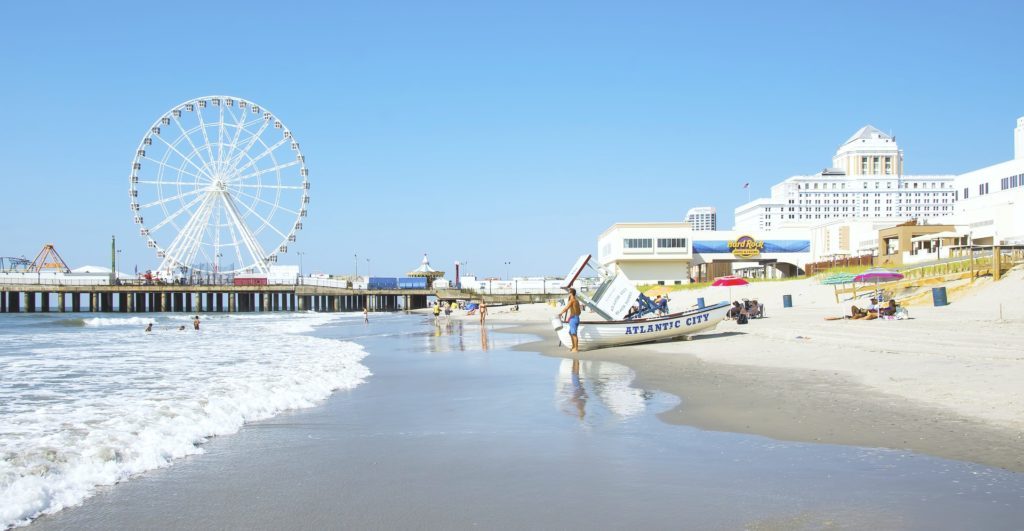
top-left (7, 313), bottom-right (1024, 529)
top-left (0, 311), bottom-right (369, 528)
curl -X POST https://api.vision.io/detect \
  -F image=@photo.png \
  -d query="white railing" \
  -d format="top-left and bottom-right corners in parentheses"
top-left (296, 277), bottom-right (349, 288)
top-left (0, 273), bottom-right (111, 286)
top-left (457, 279), bottom-right (575, 295)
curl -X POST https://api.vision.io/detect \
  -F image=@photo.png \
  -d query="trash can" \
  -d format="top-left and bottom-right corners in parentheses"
top-left (696, 297), bottom-right (705, 309)
top-left (782, 294), bottom-right (793, 308)
top-left (932, 287), bottom-right (948, 307)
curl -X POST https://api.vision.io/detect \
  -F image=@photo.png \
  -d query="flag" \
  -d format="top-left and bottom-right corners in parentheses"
top-left (743, 182), bottom-right (750, 189)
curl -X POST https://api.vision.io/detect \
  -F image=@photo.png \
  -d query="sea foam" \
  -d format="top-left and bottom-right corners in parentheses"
top-left (0, 312), bottom-right (369, 528)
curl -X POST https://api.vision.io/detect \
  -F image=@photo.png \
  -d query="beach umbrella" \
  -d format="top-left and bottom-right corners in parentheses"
top-left (821, 272), bottom-right (856, 285)
top-left (854, 267), bottom-right (904, 300)
top-left (821, 272), bottom-right (857, 303)
top-left (712, 275), bottom-right (749, 301)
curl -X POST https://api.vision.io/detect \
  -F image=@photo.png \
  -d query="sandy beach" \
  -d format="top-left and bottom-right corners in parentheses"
top-left (450, 267), bottom-right (1024, 472)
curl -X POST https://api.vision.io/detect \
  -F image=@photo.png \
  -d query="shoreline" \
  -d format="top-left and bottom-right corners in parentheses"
top-left (471, 269), bottom-right (1024, 473)
top-left (510, 323), bottom-right (1024, 473)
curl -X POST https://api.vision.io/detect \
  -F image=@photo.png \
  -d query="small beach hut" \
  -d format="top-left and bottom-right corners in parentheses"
top-left (407, 254), bottom-right (445, 289)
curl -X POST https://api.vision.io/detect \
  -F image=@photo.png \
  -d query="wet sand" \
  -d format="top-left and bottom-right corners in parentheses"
top-left (28, 313), bottom-right (1024, 530)
top-left (514, 322), bottom-right (1024, 473)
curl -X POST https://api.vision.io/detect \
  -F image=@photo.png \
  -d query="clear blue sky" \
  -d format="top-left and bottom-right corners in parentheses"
top-left (1, 1), bottom-right (1021, 278)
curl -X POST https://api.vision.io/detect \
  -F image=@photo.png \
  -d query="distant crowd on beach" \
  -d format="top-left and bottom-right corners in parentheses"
top-left (431, 299), bottom-right (488, 325)
top-left (824, 296), bottom-right (909, 321)
top-left (726, 299), bottom-right (763, 324)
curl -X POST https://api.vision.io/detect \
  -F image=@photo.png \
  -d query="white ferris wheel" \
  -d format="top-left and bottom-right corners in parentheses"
top-left (129, 95), bottom-right (309, 276)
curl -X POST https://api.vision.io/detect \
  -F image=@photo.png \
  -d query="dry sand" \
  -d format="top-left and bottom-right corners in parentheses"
top-left (443, 268), bottom-right (1024, 471)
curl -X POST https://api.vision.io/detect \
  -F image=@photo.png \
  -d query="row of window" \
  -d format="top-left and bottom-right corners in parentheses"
top-left (623, 238), bottom-right (652, 249)
top-left (791, 197), bottom-right (950, 205)
top-left (1000, 173), bottom-right (1024, 190)
top-left (763, 206), bottom-right (949, 223)
top-left (798, 181), bottom-right (947, 190)
top-left (622, 238), bottom-right (688, 250)
top-left (795, 191), bottom-right (951, 198)
top-left (763, 206), bottom-right (950, 217)
top-left (860, 155), bottom-right (894, 175)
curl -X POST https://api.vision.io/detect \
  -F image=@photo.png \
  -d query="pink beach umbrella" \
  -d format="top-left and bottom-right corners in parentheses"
top-left (854, 267), bottom-right (904, 300)
top-left (712, 275), bottom-right (749, 301)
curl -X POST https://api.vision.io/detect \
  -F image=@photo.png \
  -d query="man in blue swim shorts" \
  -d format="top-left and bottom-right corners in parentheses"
top-left (558, 287), bottom-right (582, 352)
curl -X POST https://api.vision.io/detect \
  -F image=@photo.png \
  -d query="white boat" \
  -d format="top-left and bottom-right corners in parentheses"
top-left (552, 301), bottom-right (731, 351)
top-left (552, 254), bottom-right (731, 351)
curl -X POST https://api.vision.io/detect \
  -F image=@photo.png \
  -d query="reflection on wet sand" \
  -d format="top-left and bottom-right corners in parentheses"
top-left (425, 319), bottom-right (506, 353)
top-left (428, 319), bottom-right (466, 352)
top-left (556, 358), bottom-right (662, 420)
top-left (566, 359), bottom-right (587, 419)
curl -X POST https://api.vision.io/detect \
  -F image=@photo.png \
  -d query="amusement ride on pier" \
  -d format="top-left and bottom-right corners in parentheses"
top-left (130, 95), bottom-right (309, 277)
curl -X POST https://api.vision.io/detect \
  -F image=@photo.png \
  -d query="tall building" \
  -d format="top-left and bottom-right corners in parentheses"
top-left (685, 206), bottom-right (717, 231)
top-left (735, 126), bottom-right (956, 232)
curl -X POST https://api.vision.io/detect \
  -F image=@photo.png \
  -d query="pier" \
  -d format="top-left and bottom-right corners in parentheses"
top-left (0, 284), bottom-right (431, 314)
top-left (0, 284), bottom-right (563, 314)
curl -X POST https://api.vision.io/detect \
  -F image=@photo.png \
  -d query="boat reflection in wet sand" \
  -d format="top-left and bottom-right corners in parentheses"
top-left (552, 254), bottom-right (731, 352)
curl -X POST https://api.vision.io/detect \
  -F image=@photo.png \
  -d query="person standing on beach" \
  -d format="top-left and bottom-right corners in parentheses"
top-left (363, 306), bottom-right (369, 323)
top-left (432, 301), bottom-right (441, 325)
top-left (558, 288), bottom-right (582, 352)
top-left (479, 300), bottom-right (487, 325)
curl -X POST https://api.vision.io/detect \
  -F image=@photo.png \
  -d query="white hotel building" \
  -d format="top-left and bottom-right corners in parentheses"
top-left (735, 126), bottom-right (956, 232)
top-left (950, 116), bottom-right (1024, 245)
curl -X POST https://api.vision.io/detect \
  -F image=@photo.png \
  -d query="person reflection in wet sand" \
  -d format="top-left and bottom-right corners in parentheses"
top-left (569, 359), bottom-right (587, 420)
top-left (480, 325), bottom-right (489, 351)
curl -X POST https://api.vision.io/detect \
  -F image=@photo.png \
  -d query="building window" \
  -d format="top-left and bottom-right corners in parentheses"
top-left (623, 238), bottom-right (652, 249)
top-left (873, 156), bottom-right (880, 174)
top-left (657, 238), bottom-right (687, 249)
top-left (963, 188), bottom-right (969, 199)
top-left (885, 157), bottom-right (892, 174)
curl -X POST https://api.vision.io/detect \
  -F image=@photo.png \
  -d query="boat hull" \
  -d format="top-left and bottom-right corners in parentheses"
top-left (554, 301), bottom-right (731, 351)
